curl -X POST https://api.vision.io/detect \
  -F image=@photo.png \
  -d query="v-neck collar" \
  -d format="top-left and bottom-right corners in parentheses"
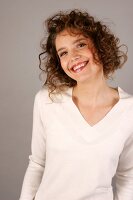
top-left (61, 86), bottom-right (132, 144)
top-left (65, 86), bottom-right (124, 129)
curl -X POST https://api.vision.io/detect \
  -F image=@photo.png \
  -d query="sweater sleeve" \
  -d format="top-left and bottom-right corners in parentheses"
top-left (114, 134), bottom-right (133, 200)
top-left (19, 92), bottom-right (46, 200)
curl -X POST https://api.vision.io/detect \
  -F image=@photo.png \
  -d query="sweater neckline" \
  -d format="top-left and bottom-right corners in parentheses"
top-left (66, 86), bottom-right (123, 128)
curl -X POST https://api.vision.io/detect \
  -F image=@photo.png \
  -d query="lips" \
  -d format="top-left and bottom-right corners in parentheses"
top-left (70, 61), bottom-right (88, 73)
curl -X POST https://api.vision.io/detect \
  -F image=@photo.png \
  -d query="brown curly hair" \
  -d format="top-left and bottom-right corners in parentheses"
top-left (39, 9), bottom-right (127, 95)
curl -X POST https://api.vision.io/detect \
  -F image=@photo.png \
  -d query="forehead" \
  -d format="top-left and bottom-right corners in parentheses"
top-left (56, 29), bottom-right (86, 41)
top-left (55, 29), bottom-right (92, 49)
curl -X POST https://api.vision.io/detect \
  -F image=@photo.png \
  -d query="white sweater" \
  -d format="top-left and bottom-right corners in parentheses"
top-left (19, 86), bottom-right (133, 200)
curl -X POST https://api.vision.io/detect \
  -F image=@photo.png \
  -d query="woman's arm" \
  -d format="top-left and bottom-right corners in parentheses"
top-left (114, 134), bottom-right (133, 200)
top-left (19, 91), bottom-right (46, 200)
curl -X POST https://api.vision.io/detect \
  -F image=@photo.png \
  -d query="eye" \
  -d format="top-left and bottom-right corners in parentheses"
top-left (77, 42), bottom-right (87, 48)
top-left (59, 51), bottom-right (68, 58)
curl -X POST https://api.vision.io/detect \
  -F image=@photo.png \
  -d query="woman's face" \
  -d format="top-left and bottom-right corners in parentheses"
top-left (55, 29), bottom-right (104, 84)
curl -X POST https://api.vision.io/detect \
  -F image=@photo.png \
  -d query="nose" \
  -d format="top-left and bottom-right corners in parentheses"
top-left (70, 49), bottom-right (81, 62)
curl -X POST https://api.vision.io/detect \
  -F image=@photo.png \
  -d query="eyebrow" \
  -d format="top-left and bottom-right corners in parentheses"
top-left (57, 38), bottom-right (87, 53)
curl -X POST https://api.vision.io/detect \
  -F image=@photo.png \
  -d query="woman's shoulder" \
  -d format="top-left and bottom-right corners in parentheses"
top-left (119, 87), bottom-right (133, 101)
top-left (34, 86), bottom-right (72, 104)
top-left (119, 86), bottom-right (133, 110)
top-left (34, 86), bottom-right (53, 104)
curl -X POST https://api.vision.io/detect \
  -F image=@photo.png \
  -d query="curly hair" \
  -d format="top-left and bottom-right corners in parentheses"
top-left (39, 9), bottom-right (127, 96)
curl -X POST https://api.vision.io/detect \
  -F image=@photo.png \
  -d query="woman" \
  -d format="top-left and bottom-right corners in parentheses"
top-left (19, 9), bottom-right (133, 200)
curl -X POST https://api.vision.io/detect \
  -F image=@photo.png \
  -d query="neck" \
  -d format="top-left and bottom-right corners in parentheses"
top-left (73, 77), bottom-right (113, 107)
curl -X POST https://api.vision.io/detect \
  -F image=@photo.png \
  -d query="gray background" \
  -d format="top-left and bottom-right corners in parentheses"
top-left (0, 0), bottom-right (133, 200)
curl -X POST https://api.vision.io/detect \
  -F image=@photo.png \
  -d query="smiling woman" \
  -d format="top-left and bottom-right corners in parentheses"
top-left (55, 30), bottom-right (103, 83)
top-left (38, 9), bottom-right (127, 97)
top-left (19, 9), bottom-right (133, 200)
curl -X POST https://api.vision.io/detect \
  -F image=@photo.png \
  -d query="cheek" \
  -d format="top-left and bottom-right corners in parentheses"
top-left (86, 49), bottom-right (94, 57)
top-left (60, 59), bottom-right (67, 70)
top-left (60, 60), bottom-right (72, 77)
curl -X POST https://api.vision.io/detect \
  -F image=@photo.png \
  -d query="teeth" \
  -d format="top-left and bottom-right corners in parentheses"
top-left (73, 62), bottom-right (86, 71)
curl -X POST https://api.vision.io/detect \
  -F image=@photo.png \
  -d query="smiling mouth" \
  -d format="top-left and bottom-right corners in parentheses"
top-left (70, 61), bottom-right (89, 73)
